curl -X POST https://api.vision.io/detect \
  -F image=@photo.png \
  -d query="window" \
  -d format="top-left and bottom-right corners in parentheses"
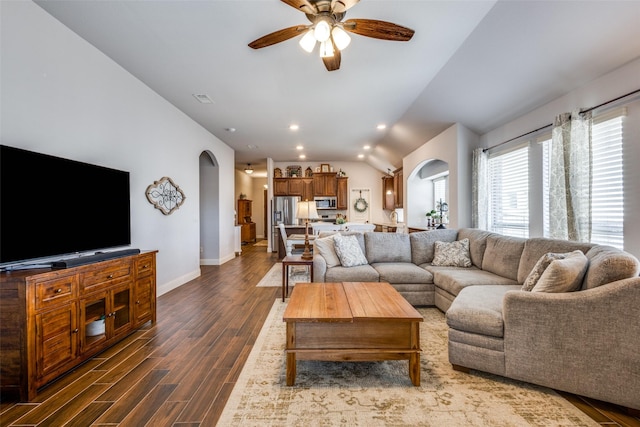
top-left (590, 111), bottom-right (625, 247)
top-left (488, 146), bottom-right (529, 237)
top-left (433, 175), bottom-right (447, 206)
top-left (542, 110), bottom-right (624, 248)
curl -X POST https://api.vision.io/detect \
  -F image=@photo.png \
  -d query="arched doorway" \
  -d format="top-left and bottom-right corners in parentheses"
top-left (406, 159), bottom-right (449, 227)
top-left (199, 151), bottom-right (220, 264)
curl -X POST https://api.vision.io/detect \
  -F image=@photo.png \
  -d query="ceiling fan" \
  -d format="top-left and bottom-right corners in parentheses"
top-left (248, 0), bottom-right (415, 71)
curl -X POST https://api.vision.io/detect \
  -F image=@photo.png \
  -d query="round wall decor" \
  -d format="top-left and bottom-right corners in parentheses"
top-left (354, 197), bottom-right (368, 213)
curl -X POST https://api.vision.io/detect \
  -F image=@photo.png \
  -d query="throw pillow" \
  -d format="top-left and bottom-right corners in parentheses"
top-left (431, 238), bottom-right (472, 267)
top-left (333, 234), bottom-right (368, 267)
top-left (521, 252), bottom-right (569, 291)
top-left (314, 235), bottom-right (341, 268)
top-left (531, 250), bottom-right (589, 293)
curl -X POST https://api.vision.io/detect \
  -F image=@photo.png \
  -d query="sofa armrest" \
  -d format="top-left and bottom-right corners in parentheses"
top-left (313, 253), bottom-right (327, 282)
top-left (503, 277), bottom-right (640, 409)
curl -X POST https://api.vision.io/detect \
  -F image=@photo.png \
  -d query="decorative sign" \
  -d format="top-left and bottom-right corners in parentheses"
top-left (146, 176), bottom-right (185, 215)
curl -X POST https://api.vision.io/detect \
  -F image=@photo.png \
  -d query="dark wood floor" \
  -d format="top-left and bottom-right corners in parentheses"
top-left (1, 241), bottom-right (638, 426)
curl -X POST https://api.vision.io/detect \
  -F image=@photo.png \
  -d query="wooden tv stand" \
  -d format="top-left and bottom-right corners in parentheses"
top-left (0, 250), bottom-right (157, 401)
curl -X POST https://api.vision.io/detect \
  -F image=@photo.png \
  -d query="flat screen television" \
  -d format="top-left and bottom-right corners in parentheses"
top-left (1, 145), bottom-right (131, 267)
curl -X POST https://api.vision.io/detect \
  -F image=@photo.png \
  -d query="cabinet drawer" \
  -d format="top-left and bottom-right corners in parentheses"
top-left (81, 260), bottom-right (132, 292)
top-left (35, 275), bottom-right (77, 311)
top-left (135, 254), bottom-right (154, 278)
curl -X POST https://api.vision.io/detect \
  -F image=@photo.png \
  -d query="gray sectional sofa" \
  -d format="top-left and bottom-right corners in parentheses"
top-left (312, 228), bottom-right (640, 410)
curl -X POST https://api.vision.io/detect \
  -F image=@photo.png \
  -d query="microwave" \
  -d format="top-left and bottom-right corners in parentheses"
top-left (314, 196), bottom-right (336, 210)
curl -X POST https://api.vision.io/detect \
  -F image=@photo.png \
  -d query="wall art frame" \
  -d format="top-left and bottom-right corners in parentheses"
top-left (146, 176), bottom-right (186, 215)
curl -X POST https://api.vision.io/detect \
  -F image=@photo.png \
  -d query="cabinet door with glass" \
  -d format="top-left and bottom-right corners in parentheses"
top-left (80, 282), bottom-right (132, 353)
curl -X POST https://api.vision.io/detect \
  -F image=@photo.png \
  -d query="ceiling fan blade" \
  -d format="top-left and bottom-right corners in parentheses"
top-left (322, 38), bottom-right (341, 71)
top-left (343, 19), bottom-right (415, 41)
top-left (331, 0), bottom-right (360, 14)
top-left (248, 26), bottom-right (308, 49)
top-left (280, 0), bottom-right (317, 14)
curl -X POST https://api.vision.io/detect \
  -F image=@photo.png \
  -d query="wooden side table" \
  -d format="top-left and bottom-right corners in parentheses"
top-left (281, 255), bottom-right (314, 301)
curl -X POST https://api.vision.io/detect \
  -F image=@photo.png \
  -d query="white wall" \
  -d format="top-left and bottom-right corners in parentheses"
top-left (481, 58), bottom-right (640, 258)
top-left (1, 1), bottom-right (236, 295)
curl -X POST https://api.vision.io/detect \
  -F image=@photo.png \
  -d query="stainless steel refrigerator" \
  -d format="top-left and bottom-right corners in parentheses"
top-left (272, 196), bottom-right (301, 246)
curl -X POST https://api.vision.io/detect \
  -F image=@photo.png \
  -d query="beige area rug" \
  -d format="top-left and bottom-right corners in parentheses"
top-left (217, 300), bottom-right (598, 427)
top-left (254, 240), bottom-right (269, 247)
top-left (255, 263), bottom-right (310, 288)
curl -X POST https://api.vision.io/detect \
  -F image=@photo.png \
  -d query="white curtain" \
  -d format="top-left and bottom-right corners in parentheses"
top-left (548, 110), bottom-right (592, 241)
top-left (472, 147), bottom-right (488, 229)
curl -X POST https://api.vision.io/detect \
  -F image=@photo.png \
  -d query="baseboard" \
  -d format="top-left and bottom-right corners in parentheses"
top-left (200, 252), bottom-right (236, 266)
top-left (157, 268), bottom-right (200, 296)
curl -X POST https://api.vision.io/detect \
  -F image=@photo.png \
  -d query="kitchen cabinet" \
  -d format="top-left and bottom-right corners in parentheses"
top-left (337, 177), bottom-right (348, 210)
top-left (273, 178), bottom-right (290, 196)
top-left (0, 251), bottom-right (157, 401)
top-left (394, 167), bottom-right (403, 208)
top-left (382, 176), bottom-right (395, 210)
top-left (273, 178), bottom-right (314, 200)
top-left (313, 172), bottom-right (337, 196)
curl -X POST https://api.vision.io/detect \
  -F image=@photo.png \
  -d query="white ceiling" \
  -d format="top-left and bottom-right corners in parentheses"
top-left (34, 0), bottom-right (640, 176)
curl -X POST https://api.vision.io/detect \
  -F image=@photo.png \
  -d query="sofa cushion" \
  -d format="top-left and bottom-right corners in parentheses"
top-left (314, 235), bottom-right (340, 268)
top-left (531, 250), bottom-right (588, 293)
top-left (582, 245), bottom-right (640, 290)
top-left (325, 264), bottom-right (379, 282)
top-left (432, 239), bottom-right (472, 267)
top-left (409, 229), bottom-right (458, 265)
top-left (457, 228), bottom-right (495, 268)
top-left (333, 234), bottom-right (368, 267)
top-left (482, 235), bottom-right (526, 281)
top-left (521, 252), bottom-right (569, 291)
top-left (365, 232), bottom-right (411, 263)
top-left (319, 231), bottom-right (366, 255)
top-left (431, 267), bottom-right (519, 297)
top-left (371, 262), bottom-right (433, 284)
top-left (517, 238), bottom-right (593, 284)
top-left (446, 285), bottom-right (521, 338)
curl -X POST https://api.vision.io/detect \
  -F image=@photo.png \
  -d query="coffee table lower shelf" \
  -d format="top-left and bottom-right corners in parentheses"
top-left (285, 347), bottom-right (421, 387)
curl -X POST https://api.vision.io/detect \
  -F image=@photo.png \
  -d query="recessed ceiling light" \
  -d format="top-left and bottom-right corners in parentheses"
top-left (358, 154), bottom-right (365, 159)
top-left (225, 127), bottom-right (236, 132)
top-left (289, 124), bottom-right (299, 131)
top-left (296, 145), bottom-right (304, 150)
top-left (193, 94), bottom-right (214, 104)
top-left (299, 154), bottom-right (306, 159)
top-left (376, 124), bottom-right (386, 130)
top-left (363, 145), bottom-right (371, 150)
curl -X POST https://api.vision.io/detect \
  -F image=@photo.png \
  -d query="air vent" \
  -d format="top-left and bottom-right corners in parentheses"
top-left (192, 94), bottom-right (214, 104)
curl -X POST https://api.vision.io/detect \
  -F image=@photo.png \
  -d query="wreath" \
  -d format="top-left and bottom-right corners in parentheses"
top-left (354, 197), bottom-right (368, 213)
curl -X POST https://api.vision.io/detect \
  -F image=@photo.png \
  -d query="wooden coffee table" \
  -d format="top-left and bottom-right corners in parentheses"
top-left (282, 282), bottom-right (423, 386)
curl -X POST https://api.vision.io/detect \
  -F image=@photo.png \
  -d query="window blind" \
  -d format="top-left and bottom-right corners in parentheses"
top-left (590, 112), bottom-right (625, 248)
top-left (488, 146), bottom-right (529, 237)
top-left (433, 176), bottom-right (447, 206)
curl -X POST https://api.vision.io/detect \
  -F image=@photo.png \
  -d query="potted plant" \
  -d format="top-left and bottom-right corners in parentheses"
top-left (426, 209), bottom-right (437, 226)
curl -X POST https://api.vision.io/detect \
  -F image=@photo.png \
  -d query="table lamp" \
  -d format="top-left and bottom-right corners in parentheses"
top-left (296, 200), bottom-right (319, 260)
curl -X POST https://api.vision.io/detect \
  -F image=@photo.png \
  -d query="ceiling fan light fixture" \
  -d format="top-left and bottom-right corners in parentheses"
top-left (244, 164), bottom-right (254, 174)
top-left (314, 20), bottom-right (331, 42)
top-left (331, 26), bottom-right (351, 50)
top-left (319, 40), bottom-right (334, 58)
top-left (299, 29), bottom-right (316, 53)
